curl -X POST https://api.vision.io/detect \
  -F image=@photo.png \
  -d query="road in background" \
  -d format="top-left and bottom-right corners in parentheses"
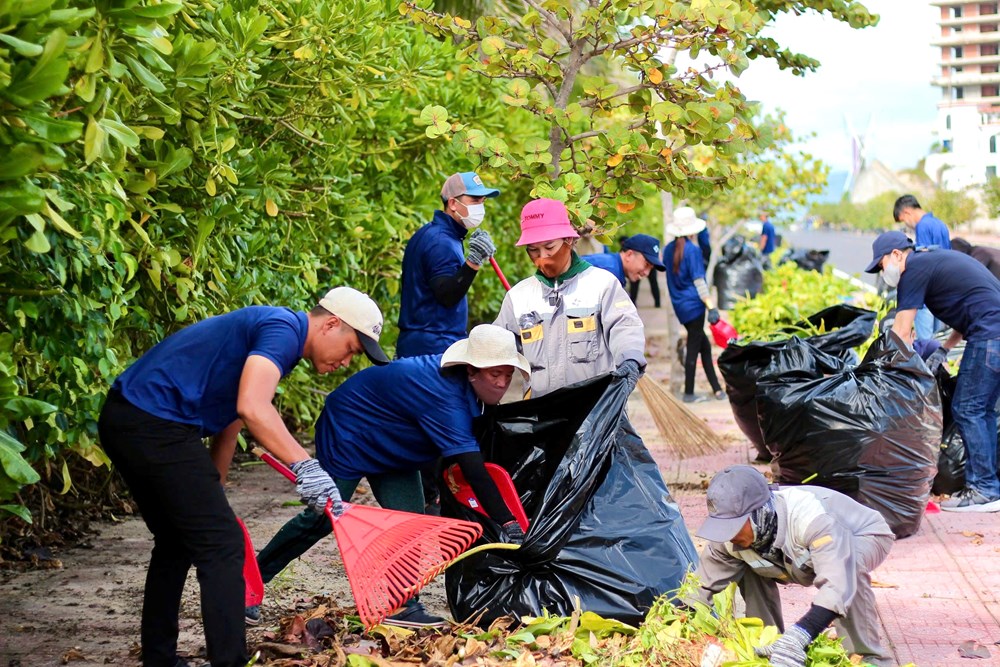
top-left (784, 228), bottom-right (879, 284)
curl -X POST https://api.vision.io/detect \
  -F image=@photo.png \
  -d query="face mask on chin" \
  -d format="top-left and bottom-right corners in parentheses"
top-left (458, 202), bottom-right (486, 230)
top-left (883, 256), bottom-right (902, 287)
top-left (533, 241), bottom-right (572, 278)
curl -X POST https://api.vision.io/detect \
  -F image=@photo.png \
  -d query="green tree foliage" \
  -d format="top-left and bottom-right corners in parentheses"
top-left (928, 187), bottom-right (979, 228)
top-left (982, 176), bottom-right (1000, 218)
top-left (0, 0), bottom-right (540, 523)
top-left (687, 111), bottom-right (828, 225)
top-left (403, 0), bottom-right (876, 236)
top-left (812, 188), bottom-right (979, 231)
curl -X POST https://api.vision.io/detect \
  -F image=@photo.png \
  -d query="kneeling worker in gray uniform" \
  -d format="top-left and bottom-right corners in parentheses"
top-left (694, 465), bottom-right (895, 667)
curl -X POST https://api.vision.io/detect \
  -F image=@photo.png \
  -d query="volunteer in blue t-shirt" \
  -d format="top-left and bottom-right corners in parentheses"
top-left (893, 195), bottom-right (951, 340)
top-left (253, 325), bottom-right (530, 628)
top-left (866, 232), bottom-right (1000, 513)
top-left (97, 288), bottom-right (389, 667)
top-left (759, 214), bottom-right (777, 260)
top-left (397, 171), bottom-right (501, 358)
top-left (582, 233), bottom-right (666, 288)
top-left (664, 208), bottom-right (726, 403)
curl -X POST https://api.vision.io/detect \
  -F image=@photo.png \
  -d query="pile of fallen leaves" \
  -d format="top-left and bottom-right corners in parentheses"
top-left (248, 580), bottom-right (905, 667)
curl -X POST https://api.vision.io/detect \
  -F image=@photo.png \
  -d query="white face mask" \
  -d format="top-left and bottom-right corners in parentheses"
top-left (883, 257), bottom-right (902, 287)
top-left (459, 203), bottom-right (486, 230)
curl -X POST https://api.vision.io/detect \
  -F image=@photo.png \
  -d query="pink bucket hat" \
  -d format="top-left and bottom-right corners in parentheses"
top-left (516, 198), bottom-right (580, 246)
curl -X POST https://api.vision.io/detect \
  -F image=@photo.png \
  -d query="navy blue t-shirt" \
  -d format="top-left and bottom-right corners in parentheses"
top-left (761, 220), bottom-right (776, 254)
top-left (581, 252), bottom-right (626, 286)
top-left (113, 307), bottom-right (308, 436)
top-left (315, 355), bottom-right (481, 479)
top-left (914, 213), bottom-right (951, 250)
top-left (397, 211), bottom-right (469, 357)
top-left (664, 239), bottom-right (707, 325)
top-left (897, 250), bottom-right (1000, 342)
top-left (696, 227), bottom-right (711, 267)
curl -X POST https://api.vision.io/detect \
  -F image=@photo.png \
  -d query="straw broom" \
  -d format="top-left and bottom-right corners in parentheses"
top-left (636, 375), bottom-right (727, 459)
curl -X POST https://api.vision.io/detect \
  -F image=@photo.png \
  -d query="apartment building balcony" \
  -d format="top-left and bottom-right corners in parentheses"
top-left (932, 31), bottom-right (1000, 47)
top-left (933, 70), bottom-right (1000, 86)
top-left (939, 54), bottom-right (1000, 66)
top-left (940, 13), bottom-right (1000, 27)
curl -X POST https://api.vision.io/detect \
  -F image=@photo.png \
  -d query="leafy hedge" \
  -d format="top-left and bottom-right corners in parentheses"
top-left (0, 0), bottom-right (543, 528)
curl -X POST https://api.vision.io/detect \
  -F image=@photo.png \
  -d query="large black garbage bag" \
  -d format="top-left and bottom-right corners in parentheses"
top-left (442, 376), bottom-right (698, 626)
top-left (932, 369), bottom-right (965, 495)
top-left (780, 248), bottom-right (830, 272)
top-left (713, 236), bottom-right (765, 310)
top-left (755, 332), bottom-right (942, 538)
top-left (717, 305), bottom-right (875, 460)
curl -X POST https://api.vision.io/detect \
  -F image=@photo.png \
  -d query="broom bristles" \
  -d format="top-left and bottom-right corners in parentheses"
top-left (637, 375), bottom-right (728, 459)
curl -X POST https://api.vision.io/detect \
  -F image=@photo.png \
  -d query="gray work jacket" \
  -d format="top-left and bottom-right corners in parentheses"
top-left (696, 486), bottom-right (894, 616)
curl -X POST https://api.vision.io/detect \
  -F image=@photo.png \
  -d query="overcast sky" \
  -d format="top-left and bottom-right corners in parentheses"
top-left (711, 1), bottom-right (941, 173)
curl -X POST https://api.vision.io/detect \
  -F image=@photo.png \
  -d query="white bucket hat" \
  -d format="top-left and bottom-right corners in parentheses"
top-left (441, 324), bottom-right (530, 379)
top-left (665, 206), bottom-right (706, 238)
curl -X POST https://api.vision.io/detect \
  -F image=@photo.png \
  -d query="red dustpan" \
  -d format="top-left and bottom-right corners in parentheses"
top-left (237, 518), bottom-right (264, 607)
top-left (443, 463), bottom-right (529, 531)
top-left (255, 449), bottom-right (489, 628)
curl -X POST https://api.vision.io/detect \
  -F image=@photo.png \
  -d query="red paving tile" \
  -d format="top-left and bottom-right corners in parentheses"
top-left (632, 299), bottom-right (1000, 667)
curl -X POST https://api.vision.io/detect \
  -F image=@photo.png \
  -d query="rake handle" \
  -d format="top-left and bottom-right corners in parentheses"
top-left (490, 257), bottom-right (511, 292)
top-left (254, 447), bottom-right (297, 483)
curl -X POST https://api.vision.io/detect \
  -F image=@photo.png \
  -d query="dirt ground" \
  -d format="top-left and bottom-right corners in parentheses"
top-left (0, 459), bottom-right (450, 667)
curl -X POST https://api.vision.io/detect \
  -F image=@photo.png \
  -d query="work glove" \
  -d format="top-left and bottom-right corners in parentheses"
top-left (926, 347), bottom-right (949, 373)
top-left (466, 229), bottom-right (496, 267)
top-left (755, 624), bottom-right (811, 667)
top-left (500, 520), bottom-right (526, 544)
top-left (290, 458), bottom-right (344, 517)
top-left (707, 308), bottom-right (721, 325)
top-left (611, 359), bottom-right (643, 394)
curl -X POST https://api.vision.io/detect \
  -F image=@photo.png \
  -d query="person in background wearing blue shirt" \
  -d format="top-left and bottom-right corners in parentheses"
top-left (866, 231), bottom-right (1000, 513)
top-left (98, 288), bottom-right (389, 667)
top-left (893, 195), bottom-right (951, 341)
top-left (397, 172), bottom-right (500, 358)
top-left (758, 213), bottom-right (777, 264)
top-left (252, 325), bottom-right (530, 628)
top-left (664, 207), bottom-right (726, 403)
top-left (697, 224), bottom-right (712, 270)
top-left (582, 233), bottom-right (666, 296)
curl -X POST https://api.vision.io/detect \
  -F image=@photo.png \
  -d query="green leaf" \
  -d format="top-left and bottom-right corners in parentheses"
top-left (0, 144), bottom-right (45, 180)
top-left (84, 116), bottom-right (105, 164)
top-left (107, 3), bottom-right (183, 18)
top-left (85, 30), bottom-right (104, 73)
top-left (126, 56), bottom-right (167, 93)
top-left (0, 430), bottom-right (42, 486)
top-left (417, 104), bottom-right (448, 127)
top-left (0, 504), bottom-right (33, 523)
top-left (59, 459), bottom-right (72, 494)
top-left (0, 34), bottom-right (44, 57)
top-left (100, 119), bottom-right (141, 148)
top-left (24, 228), bottom-right (50, 253)
top-left (4, 397), bottom-right (57, 420)
top-left (22, 112), bottom-right (83, 143)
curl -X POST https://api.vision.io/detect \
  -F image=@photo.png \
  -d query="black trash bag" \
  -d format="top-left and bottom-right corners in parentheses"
top-left (755, 332), bottom-right (942, 538)
top-left (934, 424), bottom-right (967, 496)
top-left (442, 375), bottom-right (698, 626)
top-left (779, 248), bottom-right (830, 273)
top-left (717, 305), bottom-right (876, 460)
top-left (713, 235), bottom-right (765, 310)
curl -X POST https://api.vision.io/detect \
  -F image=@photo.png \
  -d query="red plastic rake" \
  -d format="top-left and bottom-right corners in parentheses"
top-left (254, 449), bottom-right (492, 628)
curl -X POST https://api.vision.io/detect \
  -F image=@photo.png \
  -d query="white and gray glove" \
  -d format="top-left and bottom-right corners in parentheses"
top-left (466, 229), bottom-right (496, 267)
top-left (755, 624), bottom-right (811, 667)
top-left (290, 458), bottom-right (343, 516)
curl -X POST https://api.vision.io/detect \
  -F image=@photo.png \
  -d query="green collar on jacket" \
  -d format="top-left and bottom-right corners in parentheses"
top-left (534, 252), bottom-right (590, 288)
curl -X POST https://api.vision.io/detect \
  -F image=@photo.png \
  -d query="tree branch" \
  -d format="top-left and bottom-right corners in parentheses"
top-left (522, 0), bottom-right (572, 42)
top-left (578, 84), bottom-right (647, 108)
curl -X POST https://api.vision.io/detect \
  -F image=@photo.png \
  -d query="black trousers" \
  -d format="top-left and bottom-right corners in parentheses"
top-left (628, 273), bottom-right (661, 307)
top-left (682, 311), bottom-right (722, 396)
top-left (98, 391), bottom-right (247, 667)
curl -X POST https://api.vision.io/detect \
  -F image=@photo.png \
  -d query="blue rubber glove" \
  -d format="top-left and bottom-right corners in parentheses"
top-left (755, 624), bottom-right (811, 667)
top-left (925, 347), bottom-right (948, 373)
top-left (611, 359), bottom-right (642, 394)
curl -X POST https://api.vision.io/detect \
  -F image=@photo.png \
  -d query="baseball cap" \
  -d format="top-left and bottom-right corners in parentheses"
top-left (317, 287), bottom-right (390, 365)
top-left (621, 234), bottom-right (666, 271)
top-left (441, 172), bottom-right (500, 201)
top-left (695, 465), bottom-right (772, 542)
top-left (864, 231), bottom-right (914, 273)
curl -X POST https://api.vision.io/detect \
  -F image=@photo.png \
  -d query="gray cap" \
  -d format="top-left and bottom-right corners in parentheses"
top-left (695, 465), bottom-right (772, 542)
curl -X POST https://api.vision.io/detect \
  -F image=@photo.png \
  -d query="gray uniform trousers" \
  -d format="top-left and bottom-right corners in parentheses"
top-left (738, 532), bottom-right (894, 667)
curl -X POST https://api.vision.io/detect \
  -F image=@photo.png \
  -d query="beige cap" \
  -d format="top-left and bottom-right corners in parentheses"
top-left (440, 324), bottom-right (530, 378)
top-left (318, 287), bottom-right (389, 365)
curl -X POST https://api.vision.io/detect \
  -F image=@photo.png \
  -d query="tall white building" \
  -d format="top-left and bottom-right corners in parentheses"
top-left (927, 1), bottom-right (1000, 188)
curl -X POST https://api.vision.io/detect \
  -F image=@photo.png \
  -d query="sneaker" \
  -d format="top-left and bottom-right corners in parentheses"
top-left (682, 393), bottom-right (707, 404)
top-left (245, 605), bottom-right (261, 626)
top-left (384, 599), bottom-right (449, 628)
top-left (713, 390), bottom-right (727, 401)
top-left (940, 487), bottom-right (1000, 513)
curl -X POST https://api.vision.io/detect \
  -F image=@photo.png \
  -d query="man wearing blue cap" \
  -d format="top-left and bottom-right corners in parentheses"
top-left (582, 233), bottom-right (666, 289)
top-left (397, 172), bottom-right (501, 358)
top-left (865, 231), bottom-right (1000, 512)
top-left (695, 465), bottom-right (894, 667)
